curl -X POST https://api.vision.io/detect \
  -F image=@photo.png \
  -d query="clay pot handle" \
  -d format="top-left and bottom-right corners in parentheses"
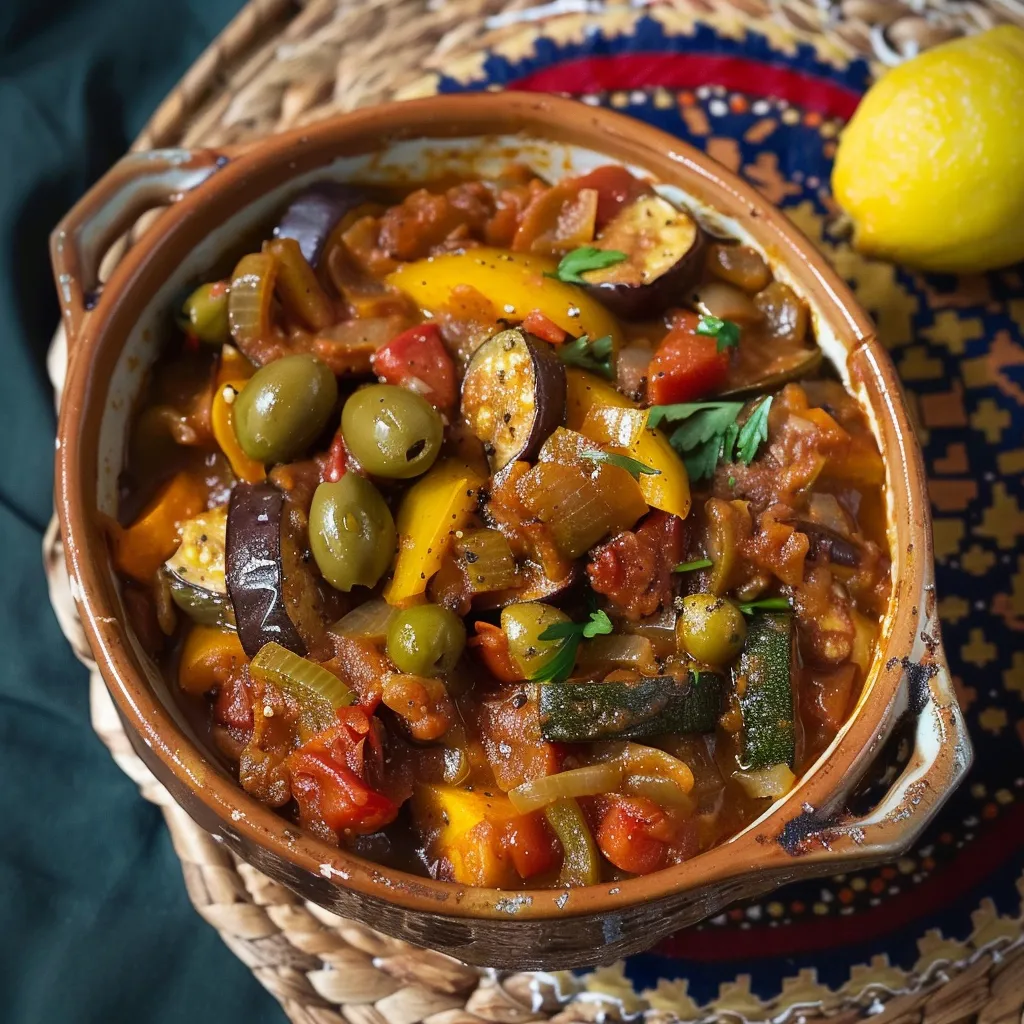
top-left (772, 596), bottom-right (971, 867)
top-left (49, 148), bottom-right (223, 344)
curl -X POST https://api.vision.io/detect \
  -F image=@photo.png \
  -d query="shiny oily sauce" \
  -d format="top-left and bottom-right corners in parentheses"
top-left (114, 165), bottom-right (890, 888)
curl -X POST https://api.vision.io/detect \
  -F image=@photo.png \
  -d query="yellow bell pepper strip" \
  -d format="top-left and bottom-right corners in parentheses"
top-left (212, 377), bottom-right (266, 484)
top-left (383, 459), bottom-right (485, 607)
top-left (565, 366), bottom-right (630, 430)
top-left (178, 624), bottom-right (248, 695)
top-left (385, 247), bottom-right (623, 349)
top-left (217, 343), bottom-right (254, 385)
top-left (410, 783), bottom-right (555, 887)
top-left (575, 375), bottom-right (691, 521)
top-left (113, 471), bottom-right (208, 582)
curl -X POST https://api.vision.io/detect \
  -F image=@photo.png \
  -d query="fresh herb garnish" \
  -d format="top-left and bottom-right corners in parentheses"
top-left (547, 246), bottom-right (627, 285)
top-left (648, 396), bottom-right (774, 481)
top-left (735, 395), bottom-right (772, 465)
top-left (737, 596), bottom-right (792, 615)
top-left (673, 558), bottom-right (713, 573)
top-left (558, 333), bottom-right (614, 378)
top-left (531, 609), bottom-right (613, 684)
top-left (696, 314), bottom-right (741, 352)
top-left (581, 449), bottom-right (661, 480)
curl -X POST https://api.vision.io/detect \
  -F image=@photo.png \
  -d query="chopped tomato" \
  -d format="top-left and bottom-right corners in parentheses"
top-left (647, 312), bottom-right (730, 405)
top-left (522, 309), bottom-right (567, 345)
top-left (502, 812), bottom-right (558, 879)
top-left (286, 707), bottom-right (397, 835)
top-left (596, 796), bottom-right (673, 875)
top-left (371, 322), bottom-right (457, 410)
top-left (321, 431), bottom-right (350, 483)
top-left (568, 165), bottom-right (652, 231)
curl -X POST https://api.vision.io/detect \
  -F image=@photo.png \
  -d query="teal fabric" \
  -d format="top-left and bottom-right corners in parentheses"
top-left (0, 1), bottom-right (282, 1020)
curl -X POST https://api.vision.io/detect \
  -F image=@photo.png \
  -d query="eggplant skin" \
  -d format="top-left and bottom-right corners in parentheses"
top-left (226, 481), bottom-right (307, 657)
top-left (275, 183), bottom-right (372, 267)
top-left (461, 327), bottom-right (567, 473)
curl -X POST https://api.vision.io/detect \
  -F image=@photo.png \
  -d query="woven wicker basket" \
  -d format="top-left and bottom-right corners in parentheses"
top-left (44, 1), bottom-right (1024, 1022)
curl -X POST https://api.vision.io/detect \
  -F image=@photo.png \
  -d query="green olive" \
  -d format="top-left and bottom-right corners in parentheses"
top-left (180, 282), bottom-right (230, 344)
top-left (386, 604), bottom-right (466, 677)
top-left (234, 354), bottom-right (337, 464)
top-left (341, 384), bottom-right (443, 479)
top-left (676, 593), bottom-right (747, 666)
top-left (500, 602), bottom-right (570, 679)
top-left (309, 475), bottom-right (396, 592)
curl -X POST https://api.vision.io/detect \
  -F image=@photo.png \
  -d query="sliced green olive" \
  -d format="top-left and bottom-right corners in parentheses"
top-left (386, 604), bottom-right (466, 677)
top-left (341, 384), bottom-right (443, 479)
top-left (500, 602), bottom-right (570, 679)
top-left (233, 354), bottom-right (337, 464)
top-left (180, 282), bottom-right (230, 344)
top-left (309, 475), bottom-right (396, 592)
top-left (676, 593), bottom-right (747, 666)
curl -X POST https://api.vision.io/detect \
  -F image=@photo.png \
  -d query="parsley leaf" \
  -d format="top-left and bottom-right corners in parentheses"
top-left (581, 609), bottom-right (614, 638)
top-left (581, 449), bottom-right (661, 479)
top-left (649, 398), bottom-right (772, 482)
top-left (673, 558), bottom-right (713, 573)
top-left (532, 609), bottom-right (614, 683)
top-left (548, 246), bottom-right (628, 285)
top-left (736, 396), bottom-right (773, 465)
top-left (558, 333), bottom-right (614, 378)
top-left (649, 401), bottom-right (741, 434)
top-left (737, 596), bottom-right (792, 615)
top-left (529, 639), bottom-right (580, 684)
top-left (696, 314), bottom-right (741, 352)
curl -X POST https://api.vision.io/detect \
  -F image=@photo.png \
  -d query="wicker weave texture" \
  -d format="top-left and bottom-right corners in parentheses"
top-left (133, 0), bottom-right (1024, 152)
top-left (43, 0), bottom-right (1024, 1021)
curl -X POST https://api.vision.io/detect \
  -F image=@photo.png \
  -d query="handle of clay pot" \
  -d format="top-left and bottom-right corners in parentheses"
top-left (50, 148), bottom-right (223, 343)
top-left (774, 604), bottom-right (971, 866)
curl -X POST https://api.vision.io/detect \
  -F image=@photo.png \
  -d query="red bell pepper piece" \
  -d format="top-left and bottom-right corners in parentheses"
top-left (522, 309), bottom-right (567, 345)
top-left (647, 311), bottom-right (730, 405)
top-left (321, 431), bottom-right (350, 483)
top-left (371, 322), bottom-right (457, 411)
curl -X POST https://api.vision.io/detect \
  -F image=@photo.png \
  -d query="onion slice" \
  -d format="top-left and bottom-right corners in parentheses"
top-left (250, 641), bottom-right (355, 730)
top-left (508, 761), bottom-right (623, 814)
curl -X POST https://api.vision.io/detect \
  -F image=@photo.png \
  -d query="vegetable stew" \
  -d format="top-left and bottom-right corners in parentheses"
top-left (113, 165), bottom-right (890, 888)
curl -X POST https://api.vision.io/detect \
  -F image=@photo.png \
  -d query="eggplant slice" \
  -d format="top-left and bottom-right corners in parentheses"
top-left (226, 482), bottom-right (308, 657)
top-left (460, 327), bottom-right (567, 473)
top-left (275, 184), bottom-right (374, 268)
top-left (164, 507), bottom-right (235, 628)
top-left (580, 194), bottom-right (706, 320)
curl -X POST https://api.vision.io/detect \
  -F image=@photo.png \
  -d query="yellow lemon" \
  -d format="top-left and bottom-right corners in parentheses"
top-left (832, 25), bottom-right (1024, 273)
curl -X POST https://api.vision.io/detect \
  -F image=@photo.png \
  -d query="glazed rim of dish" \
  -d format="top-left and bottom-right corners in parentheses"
top-left (55, 93), bottom-right (934, 919)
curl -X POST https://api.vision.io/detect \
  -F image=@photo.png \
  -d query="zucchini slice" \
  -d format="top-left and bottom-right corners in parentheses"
top-left (736, 612), bottom-right (796, 769)
top-left (164, 507), bottom-right (234, 627)
top-left (537, 672), bottom-right (722, 742)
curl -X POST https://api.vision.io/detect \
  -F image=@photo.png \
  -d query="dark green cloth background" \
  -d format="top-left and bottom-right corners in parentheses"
top-left (0, 1), bottom-right (283, 1020)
